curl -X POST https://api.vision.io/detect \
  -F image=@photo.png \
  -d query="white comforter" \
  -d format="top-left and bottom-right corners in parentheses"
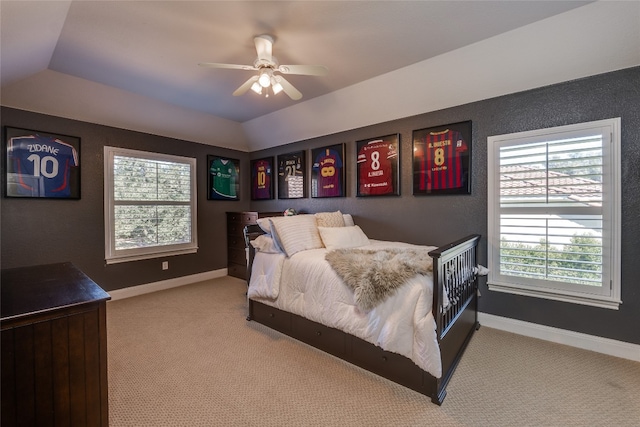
top-left (248, 239), bottom-right (443, 378)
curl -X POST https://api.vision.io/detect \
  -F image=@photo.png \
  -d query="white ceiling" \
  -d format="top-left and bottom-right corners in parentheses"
top-left (2, 1), bottom-right (638, 152)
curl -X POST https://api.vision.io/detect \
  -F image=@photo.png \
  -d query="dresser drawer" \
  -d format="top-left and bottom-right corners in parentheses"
top-left (228, 263), bottom-right (246, 279)
top-left (227, 212), bottom-right (258, 224)
top-left (228, 247), bottom-right (247, 265)
top-left (227, 222), bottom-right (246, 235)
top-left (228, 234), bottom-right (245, 249)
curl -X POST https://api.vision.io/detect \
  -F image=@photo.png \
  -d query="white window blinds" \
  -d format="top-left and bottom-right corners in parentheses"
top-left (487, 119), bottom-right (621, 309)
top-left (105, 147), bottom-right (197, 263)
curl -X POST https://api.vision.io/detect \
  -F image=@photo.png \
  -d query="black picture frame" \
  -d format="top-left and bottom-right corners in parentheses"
top-left (311, 143), bottom-right (346, 198)
top-left (412, 121), bottom-right (472, 195)
top-left (207, 155), bottom-right (240, 200)
top-left (277, 151), bottom-right (307, 199)
top-left (4, 126), bottom-right (81, 199)
top-left (250, 156), bottom-right (274, 200)
top-left (356, 134), bottom-right (400, 197)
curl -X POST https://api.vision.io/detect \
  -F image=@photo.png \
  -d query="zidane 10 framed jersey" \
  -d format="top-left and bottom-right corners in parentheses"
top-left (356, 134), bottom-right (400, 197)
top-left (4, 127), bottom-right (81, 199)
top-left (412, 121), bottom-right (472, 195)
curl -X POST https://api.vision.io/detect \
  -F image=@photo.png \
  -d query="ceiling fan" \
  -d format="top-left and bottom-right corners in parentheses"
top-left (199, 35), bottom-right (328, 100)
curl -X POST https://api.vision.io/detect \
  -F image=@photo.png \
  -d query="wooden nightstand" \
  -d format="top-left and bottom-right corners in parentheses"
top-left (226, 211), bottom-right (280, 279)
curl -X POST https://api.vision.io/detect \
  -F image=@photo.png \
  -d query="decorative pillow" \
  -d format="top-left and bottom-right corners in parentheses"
top-left (250, 235), bottom-right (282, 254)
top-left (315, 211), bottom-right (345, 227)
top-left (342, 214), bottom-right (354, 226)
top-left (269, 215), bottom-right (324, 257)
top-left (318, 225), bottom-right (370, 250)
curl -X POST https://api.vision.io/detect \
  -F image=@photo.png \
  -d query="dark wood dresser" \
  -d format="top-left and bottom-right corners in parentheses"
top-left (227, 211), bottom-right (280, 279)
top-left (1, 262), bottom-right (111, 426)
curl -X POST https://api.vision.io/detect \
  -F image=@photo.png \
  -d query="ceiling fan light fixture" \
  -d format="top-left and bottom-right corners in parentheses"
top-left (271, 77), bottom-right (283, 95)
top-left (258, 69), bottom-right (272, 88)
top-left (250, 81), bottom-right (263, 94)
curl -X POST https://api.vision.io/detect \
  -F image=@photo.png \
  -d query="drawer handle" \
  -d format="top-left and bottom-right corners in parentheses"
top-left (381, 356), bottom-right (388, 362)
top-left (269, 313), bottom-right (274, 318)
top-left (316, 331), bottom-right (322, 336)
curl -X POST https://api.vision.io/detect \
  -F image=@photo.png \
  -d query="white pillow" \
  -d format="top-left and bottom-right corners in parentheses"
top-left (256, 217), bottom-right (273, 233)
top-left (250, 235), bottom-right (282, 254)
top-left (254, 217), bottom-right (285, 252)
top-left (318, 225), bottom-right (370, 250)
top-left (269, 215), bottom-right (324, 257)
top-left (315, 211), bottom-right (345, 227)
top-left (342, 214), bottom-right (354, 226)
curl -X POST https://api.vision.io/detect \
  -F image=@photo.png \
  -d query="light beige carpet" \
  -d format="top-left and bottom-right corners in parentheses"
top-left (107, 276), bottom-right (640, 426)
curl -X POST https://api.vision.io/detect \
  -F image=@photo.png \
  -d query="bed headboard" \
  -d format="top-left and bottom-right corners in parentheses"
top-left (243, 224), bottom-right (266, 282)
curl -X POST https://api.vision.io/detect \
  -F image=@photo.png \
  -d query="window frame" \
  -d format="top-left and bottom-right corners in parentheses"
top-left (487, 118), bottom-right (621, 309)
top-left (104, 146), bottom-right (198, 264)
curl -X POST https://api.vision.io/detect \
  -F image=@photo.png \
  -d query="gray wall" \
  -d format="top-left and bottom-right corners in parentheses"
top-left (249, 67), bottom-right (640, 345)
top-left (1, 67), bottom-right (637, 345)
top-left (0, 109), bottom-right (251, 291)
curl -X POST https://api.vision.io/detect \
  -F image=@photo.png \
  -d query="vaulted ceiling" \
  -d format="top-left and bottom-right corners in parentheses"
top-left (2, 1), bottom-right (638, 151)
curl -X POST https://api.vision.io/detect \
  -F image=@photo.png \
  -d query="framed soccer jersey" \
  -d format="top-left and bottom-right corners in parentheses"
top-left (4, 127), bottom-right (81, 199)
top-left (356, 134), bottom-right (400, 197)
top-left (277, 151), bottom-right (306, 199)
top-left (412, 121), bottom-right (472, 195)
top-left (207, 155), bottom-right (240, 200)
top-left (311, 143), bottom-right (345, 198)
top-left (250, 157), bottom-right (274, 200)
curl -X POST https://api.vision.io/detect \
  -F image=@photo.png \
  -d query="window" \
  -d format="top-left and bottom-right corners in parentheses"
top-left (104, 147), bottom-right (197, 264)
top-left (487, 118), bottom-right (621, 309)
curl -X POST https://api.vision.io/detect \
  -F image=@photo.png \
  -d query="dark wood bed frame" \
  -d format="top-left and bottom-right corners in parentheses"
top-left (244, 224), bottom-right (480, 405)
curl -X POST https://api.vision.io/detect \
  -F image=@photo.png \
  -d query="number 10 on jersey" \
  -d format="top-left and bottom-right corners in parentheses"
top-left (4, 127), bottom-right (81, 199)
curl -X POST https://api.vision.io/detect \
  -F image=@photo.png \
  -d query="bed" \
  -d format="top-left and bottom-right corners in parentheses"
top-left (243, 212), bottom-right (480, 405)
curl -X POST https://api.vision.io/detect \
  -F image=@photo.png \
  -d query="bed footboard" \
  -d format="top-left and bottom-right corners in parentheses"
top-left (428, 234), bottom-right (481, 403)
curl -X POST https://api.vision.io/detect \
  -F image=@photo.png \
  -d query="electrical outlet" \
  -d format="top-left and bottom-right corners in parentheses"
top-left (162, 261), bottom-right (169, 270)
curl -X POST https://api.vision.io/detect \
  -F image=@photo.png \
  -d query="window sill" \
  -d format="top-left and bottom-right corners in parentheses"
top-left (105, 247), bottom-right (198, 265)
top-left (488, 283), bottom-right (621, 310)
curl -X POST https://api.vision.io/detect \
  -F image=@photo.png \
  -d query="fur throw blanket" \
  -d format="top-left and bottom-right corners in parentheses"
top-left (325, 248), bottom-right (433, 311)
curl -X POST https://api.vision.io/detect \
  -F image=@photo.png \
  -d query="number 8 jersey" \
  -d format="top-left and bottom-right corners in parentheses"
top-left (313, 148), bottom-right (343, 197)
top-left (8, 134), bottom-right (79, 197)
top-left (357, 140), bottom-right (397, 195)
top-left (415, 129), bottom-right (468, 191)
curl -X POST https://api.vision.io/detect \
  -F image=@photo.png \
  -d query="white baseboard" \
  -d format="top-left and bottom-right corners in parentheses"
top-left (108, 268), bottom-right (229, 301)
top-left (478, 313), bottom-right (640, 363)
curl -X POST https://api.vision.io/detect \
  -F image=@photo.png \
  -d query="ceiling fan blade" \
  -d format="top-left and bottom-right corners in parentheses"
top-left (254, 35), bottom-right (274, 62)
top-left (233, 75), bottom-right (259, 96)
top-left (198, 62), bottom-right (257, 71)
top-left (277, 64), bottom-right (328, 76)
top-left (274, 75), bottom-right (302, 100)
